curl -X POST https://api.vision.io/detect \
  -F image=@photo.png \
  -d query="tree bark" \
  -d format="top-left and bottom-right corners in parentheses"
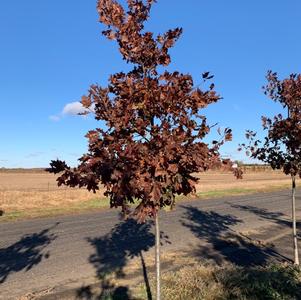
top-left (155, 212), bottom-right (161, 300)
top-left (292, 175), bottom-right (299, 265)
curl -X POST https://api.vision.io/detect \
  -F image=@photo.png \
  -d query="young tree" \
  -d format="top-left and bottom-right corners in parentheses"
top-left (242, 71), bottom-right (301, 265)
top-left (48, 0), bottom-right (239, 297)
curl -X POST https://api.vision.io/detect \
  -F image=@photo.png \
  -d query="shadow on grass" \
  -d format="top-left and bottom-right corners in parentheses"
top-left (0, 223), bottom-right (58, 283)
top-left (77, 218), bottom-right (167, 299)
top-left (77, 282), bottom-right (131, 300)
top-left (181, 205), bottom-right (289, 266)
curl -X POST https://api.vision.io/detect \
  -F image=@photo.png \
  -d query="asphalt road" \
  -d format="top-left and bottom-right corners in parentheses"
top-left (0, 189), bottom-right (300, 299)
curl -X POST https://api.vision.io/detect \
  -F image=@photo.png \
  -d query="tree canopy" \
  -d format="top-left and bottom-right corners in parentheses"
top-left (242, 71), bottom-right (301, 177)
top-left (48, 0), bottom-right (238, 222)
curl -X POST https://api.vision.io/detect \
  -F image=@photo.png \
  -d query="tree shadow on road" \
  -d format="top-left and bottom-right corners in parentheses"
top-left (77, 218), bottom-right (165, 300)
top-left (228, 203), bottom-right (292, 227)
top-left (0, 223), bottom-right (58, 284)
top-left (181, 205), bottom-right (289, 266)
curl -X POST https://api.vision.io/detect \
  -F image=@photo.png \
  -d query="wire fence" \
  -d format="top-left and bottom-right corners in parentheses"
top-left (0, 184), bottom-right (81, 193)
top-left (241, 165), bottom-right (276, 173)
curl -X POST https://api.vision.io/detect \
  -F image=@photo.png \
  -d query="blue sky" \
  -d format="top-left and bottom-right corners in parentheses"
top-left (0, 0), bottom-right (300, 168)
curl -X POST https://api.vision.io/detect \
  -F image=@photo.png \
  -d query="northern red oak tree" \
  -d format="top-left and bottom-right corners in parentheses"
top-left (48, 0), bottom-right (240, 297)
top-left (242, 71), bottom-right (301, 265)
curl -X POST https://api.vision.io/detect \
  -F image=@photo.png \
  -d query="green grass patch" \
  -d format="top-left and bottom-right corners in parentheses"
top-left (2, 210), bottom-right (25, 221)
top-left (75, 197), bottom-right (110, 209)
top-left (171, 188), bottom-right (259, 206)
top-left (197, 187), bottom-right (255, 198)
top-left (177, 185), bottom-right (291, 203)
top-left (0, 197), bottom-right (110, 222)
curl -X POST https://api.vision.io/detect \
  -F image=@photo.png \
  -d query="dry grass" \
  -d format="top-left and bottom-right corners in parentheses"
top-left (0, 169), bottom-right (298, 221)
top-left (67, 250), bottom-right (301, 300)
top-left (0, 172), bottom-right (105, 211)
top-left (135, 262), bottom-right (301, 300)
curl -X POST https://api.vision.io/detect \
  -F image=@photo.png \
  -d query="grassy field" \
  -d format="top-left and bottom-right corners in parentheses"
top-left (135, 263), bottom-right (301, 300)
top-left (0, 169), bottom-right (297, 221)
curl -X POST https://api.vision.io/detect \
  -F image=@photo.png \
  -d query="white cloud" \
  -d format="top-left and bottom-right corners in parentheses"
top-left (62, 101), bottom-right (87, 115)
top-left (49, 101), bottom-right (93, 121)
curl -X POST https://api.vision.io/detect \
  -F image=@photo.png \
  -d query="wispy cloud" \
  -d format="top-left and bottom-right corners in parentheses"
top-left (49, 115), bottom-right (60, 122)
top-left (68, 152), bottom-right (81, 157)
top-left (49, 101), bottom-right (93, 121)
top-left (25, 152), bottom-right (44, 158)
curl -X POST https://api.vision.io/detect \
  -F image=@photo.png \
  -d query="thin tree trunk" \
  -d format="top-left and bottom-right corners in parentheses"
top-left (155, 212), bottom-right (161, 300)
top-left (292, 175), bottom-right (299, 265)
